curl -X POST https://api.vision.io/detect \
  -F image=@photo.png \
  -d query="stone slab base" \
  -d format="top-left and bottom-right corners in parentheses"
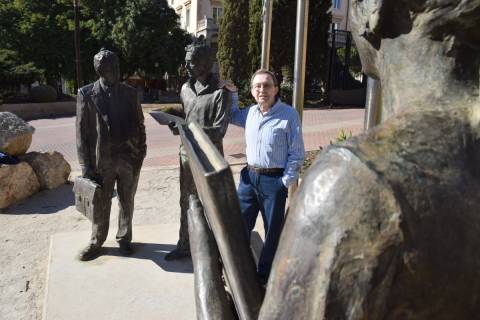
top-left (43, 224), bottom-right (195, 320)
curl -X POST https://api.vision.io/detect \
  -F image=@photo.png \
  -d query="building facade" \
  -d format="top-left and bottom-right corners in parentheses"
top-left (168, 0), bottom-right (223, 47)
top-left (169, 0), bottom-right (351, 45)
top-left (331, 0), bottom-right (351, 31)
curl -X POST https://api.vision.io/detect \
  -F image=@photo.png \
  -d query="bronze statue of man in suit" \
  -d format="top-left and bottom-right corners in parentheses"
top-left (165, 42), bottom-right (231, 261)
top-left (76, 49), bottom-right (146, 261)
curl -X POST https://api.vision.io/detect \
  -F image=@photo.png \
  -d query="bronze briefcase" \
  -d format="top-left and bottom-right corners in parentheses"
top-left (73, 176), bottom-right (102, 221)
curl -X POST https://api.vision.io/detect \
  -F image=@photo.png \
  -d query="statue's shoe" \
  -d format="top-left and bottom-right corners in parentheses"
top-left (118, 241), bottom-right (134, 256)
top-left (164, 248), bottom-right (191, 261)
top-left (77, 244), bottom-right (101, 261)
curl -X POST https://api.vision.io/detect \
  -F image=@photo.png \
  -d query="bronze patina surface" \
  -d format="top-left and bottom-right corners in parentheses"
top-left (180, 1), bottom-right (480, 318)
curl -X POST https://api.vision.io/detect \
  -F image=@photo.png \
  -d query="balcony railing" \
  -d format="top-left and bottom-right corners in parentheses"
top-left (329, 29), bottom-right (349, 47)
top-left (197, 17), bottom-right (218, 31)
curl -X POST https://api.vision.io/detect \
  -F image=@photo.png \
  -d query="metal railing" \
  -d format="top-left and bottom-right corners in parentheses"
top-left (197, 17), bottom-right (218, 31)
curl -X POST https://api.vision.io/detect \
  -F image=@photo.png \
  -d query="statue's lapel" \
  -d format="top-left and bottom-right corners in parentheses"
top-left (196, 74), bottom-right (218, 96)
top-left (91, 81), bottom-right (110, 130)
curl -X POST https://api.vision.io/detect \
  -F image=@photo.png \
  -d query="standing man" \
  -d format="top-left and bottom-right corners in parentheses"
top-left (165, 42), bottom-right (232, 261)
top-left (230, 69), bottom-right (305, 283)
top-left (76, 49), bottom-right (146, 261)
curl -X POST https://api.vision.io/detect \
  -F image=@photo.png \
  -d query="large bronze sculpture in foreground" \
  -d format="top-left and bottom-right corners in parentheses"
top-left (181, 0), bottom-right (480, 319)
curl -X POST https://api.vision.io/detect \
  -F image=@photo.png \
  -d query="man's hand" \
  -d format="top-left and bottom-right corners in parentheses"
top-left (168, 121), bottom-right (180, 135)
top-left (219, 79), bottom-right (238, 92)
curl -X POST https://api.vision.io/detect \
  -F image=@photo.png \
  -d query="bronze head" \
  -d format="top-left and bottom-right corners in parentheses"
top-left (184, 44), bottom-right (214, 80)
top-left (93, 49), bottom-right (120, 86)
top-left (350, 0), bottom-right (480, 118)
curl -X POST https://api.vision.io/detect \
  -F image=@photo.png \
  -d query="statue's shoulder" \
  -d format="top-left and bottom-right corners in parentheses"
top-left (119, 82), bottom-right (136, 95)
top-left (78, 83), bottom-right (95, 97)
top-left (180, 81), bottom-right (190, 91)
top-left (339, 106), bottom-right (471, 180)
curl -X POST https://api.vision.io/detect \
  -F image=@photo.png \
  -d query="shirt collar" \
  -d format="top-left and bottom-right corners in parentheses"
top-left (255, 99), bottom-right (282, 116)
top-left (187, 73), bottom-right (219, 96)
top-left (99, 80), bottom-right (118, 94)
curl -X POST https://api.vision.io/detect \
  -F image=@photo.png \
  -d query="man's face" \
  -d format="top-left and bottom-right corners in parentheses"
top-left (251, 73), bottom-right (279, 109)
top-left (98, 59), bottom-right (120, 86)
top-left (185, 51), bottom-right (208, 79)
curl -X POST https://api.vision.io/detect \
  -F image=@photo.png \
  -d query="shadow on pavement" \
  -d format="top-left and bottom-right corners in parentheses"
top-left (4, 183), bottom-right (75, 215)
top-left (102, 242), bottom-right (193, 274)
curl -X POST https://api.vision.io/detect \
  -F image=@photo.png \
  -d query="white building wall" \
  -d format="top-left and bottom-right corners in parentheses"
top-left (332, 0), bottom-right (351, 31)
top-left (168, 0), bottom-right (223, 47)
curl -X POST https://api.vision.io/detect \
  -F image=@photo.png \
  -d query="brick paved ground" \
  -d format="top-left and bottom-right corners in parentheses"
top-left (28, 107), bottom-right (365, 171)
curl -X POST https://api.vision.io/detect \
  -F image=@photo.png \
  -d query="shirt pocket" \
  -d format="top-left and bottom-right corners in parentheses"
top-left (268, 127), bottom-right (287, 148)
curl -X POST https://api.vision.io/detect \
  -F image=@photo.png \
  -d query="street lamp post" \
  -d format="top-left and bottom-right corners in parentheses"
top-left (74, 0), bottom-right (82, 92)
top-left (292, 0), bottom-right (309, 122)
top-left (289, 0), bottom-right (309, 196)
top-left (363, 77), bottom-right (382, 130)
top-left (261, 0), bottom-right (273, 69)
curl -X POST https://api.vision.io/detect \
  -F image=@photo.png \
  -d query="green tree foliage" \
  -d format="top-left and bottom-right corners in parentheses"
top-left (0, 0), bottom-right (189, 90)
top-left (248, 0), bottom-right (262, 74)
top-left (0, 1), bottom-right (21, 51)
top-left (113, 0), bottom-right (190, 78)
top-left (217, 0), bottom-right (249, 85)
top-left (82, 0), bottom-right (190, 80)
top-left (305, 0), bottom-right (331, 91)
top-left (0, 49), bottom-right (43, 84)
top-left (12, 0), bottom-right (75, 85)
top-left (0, 49), bottom-right (43, 102)
top-left (269, 0), bottom-right (295, 80)
top-left (250, 0), bottom-right (330, 92)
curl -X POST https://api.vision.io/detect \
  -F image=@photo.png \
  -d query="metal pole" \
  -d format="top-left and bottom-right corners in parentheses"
top-left (327, 23), bottom-right (336, 105)
top-left (292, 0), bottom-right (309, 122)
top-left (289, 0), bottom-right (309, 196)
top-left (261, 0), bottom-right (273, 69)
top-left (74, 0), bottom-right (82, 92)
top-left (363, 77), bottom-right (382, 130)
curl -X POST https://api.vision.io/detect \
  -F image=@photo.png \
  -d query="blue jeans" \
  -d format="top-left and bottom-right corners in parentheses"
top-left (237, 166), bottom-right (288, 283)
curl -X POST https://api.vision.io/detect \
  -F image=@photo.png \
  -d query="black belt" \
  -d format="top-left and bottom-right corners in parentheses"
top-left (247, 165), bottom-right (284, 174)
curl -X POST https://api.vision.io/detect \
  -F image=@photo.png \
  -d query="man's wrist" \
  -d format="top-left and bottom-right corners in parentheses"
top-left (281, 176), bottom-right (289, 188)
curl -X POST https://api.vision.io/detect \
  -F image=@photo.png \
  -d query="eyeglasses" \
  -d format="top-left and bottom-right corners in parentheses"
top-left (252, 83), bottom-right (275, 91)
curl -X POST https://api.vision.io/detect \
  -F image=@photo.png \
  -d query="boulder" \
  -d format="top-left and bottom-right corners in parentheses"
top-left (0, 112), bottom-right (35, 156)
top-left (19, 151), bottom-right (71, 190)
top-left (0, 162), bottom-right (40, 209)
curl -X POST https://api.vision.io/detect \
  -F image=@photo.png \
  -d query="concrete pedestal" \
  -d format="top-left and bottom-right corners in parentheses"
top-left (43, 224), bottom-right (195, 320)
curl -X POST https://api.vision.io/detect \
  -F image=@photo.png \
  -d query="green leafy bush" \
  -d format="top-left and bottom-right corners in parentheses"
top-left (330, 129), bottom-right (353, 144)
top-left (30, 85), bottom-right (57, 103)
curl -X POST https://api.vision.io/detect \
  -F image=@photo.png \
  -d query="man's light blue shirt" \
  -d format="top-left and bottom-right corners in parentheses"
top-left (230, 93), bottom-right (305, 187)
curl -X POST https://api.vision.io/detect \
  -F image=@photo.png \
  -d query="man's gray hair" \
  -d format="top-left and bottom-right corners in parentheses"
top-left (250, 69), bottom-right (279, 88)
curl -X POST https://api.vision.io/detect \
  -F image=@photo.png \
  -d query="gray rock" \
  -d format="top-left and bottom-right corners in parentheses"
top-left (19, 152), bottom-right (71, 190)
top-left (0, 162), bottom-right (40, 209)
top-left (0, 112), bottom-right (35, 156)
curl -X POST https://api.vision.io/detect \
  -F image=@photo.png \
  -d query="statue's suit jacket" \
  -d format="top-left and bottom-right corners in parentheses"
top-left (76, 80), bottom-right (146, 176)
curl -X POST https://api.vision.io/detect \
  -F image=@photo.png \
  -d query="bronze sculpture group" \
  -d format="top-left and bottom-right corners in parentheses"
top-left (75, 0), bottom-right (480, 318)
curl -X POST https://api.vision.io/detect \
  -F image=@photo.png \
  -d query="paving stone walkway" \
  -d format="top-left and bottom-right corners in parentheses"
top-left (29, 107), bottom-right (365, 171)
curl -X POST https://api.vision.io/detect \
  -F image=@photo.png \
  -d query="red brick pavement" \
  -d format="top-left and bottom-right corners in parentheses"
top-left (28, 108), bottom-right (365, 171)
